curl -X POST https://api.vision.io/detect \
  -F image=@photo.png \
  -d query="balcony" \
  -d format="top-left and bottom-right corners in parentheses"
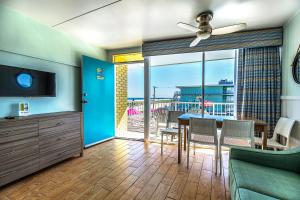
top-left (127, 100), bottom-right (235, 136)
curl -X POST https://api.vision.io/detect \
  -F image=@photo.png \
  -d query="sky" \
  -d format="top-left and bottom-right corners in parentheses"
top-left (128, 58), bottom-right (235, 98)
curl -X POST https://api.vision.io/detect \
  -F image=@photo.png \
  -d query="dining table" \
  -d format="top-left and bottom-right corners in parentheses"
top-left (177, 113), bottom-right (268, 163)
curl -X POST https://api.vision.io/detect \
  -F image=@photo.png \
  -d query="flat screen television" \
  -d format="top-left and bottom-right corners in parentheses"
top-left (0, 65), bottom-right (56, 97)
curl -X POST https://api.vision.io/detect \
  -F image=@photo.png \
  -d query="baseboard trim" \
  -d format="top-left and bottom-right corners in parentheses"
top-left (84, 137), bottom-right (115, 148)
top-left (115, 136), bottom-right (144, 142)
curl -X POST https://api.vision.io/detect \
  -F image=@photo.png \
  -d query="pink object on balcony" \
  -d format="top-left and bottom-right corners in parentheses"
top-left (128, 108), bottom-right (141, 116)
top-left (204, 100), bottom-right (213, 107)
top-left (151, 108), bottom-right (157, 113)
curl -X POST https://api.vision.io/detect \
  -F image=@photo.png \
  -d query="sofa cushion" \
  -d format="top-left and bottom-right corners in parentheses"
top-left (238, 188), bottom-right (279, 200)
top-left (230, 159), bottom-right (300, 200)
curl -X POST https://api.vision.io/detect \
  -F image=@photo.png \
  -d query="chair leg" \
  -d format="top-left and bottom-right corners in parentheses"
top-left (166, 135), bottom-right (169, 144)
top-left (215, 146), bottom-right (218, 175)
top-left (193, 142), bottom-right (196, 155)
top-left (161, 133), bottom-right (163, 155)
top-left (187, 140), bottom-right (190, 169)
top-left (219, 146), bottom-right (223, 175)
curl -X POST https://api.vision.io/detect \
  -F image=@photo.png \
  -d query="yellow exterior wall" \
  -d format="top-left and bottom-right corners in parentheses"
top-left (116, 65), bottom-right (128, 134)
top-left (113, 53), bottom-right (143, 63)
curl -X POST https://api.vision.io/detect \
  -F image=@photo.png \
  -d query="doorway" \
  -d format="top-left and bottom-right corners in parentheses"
top-left (115, 63), bottom-right (144, 140)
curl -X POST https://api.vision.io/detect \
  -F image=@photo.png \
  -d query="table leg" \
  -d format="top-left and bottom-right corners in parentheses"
top-left (178, 123), bottom-right (182, 163)
top-left (262, 125), bottom-right (268, 150)
top-left (184, 125), bottom-right (187, 151)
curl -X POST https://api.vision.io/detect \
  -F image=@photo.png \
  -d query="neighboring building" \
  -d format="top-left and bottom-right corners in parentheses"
top-left (175, 79), bottom-right (234, 103)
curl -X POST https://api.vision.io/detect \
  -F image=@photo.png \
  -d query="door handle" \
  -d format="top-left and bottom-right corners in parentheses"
top-left (82, 100), bottom-right (88, 104)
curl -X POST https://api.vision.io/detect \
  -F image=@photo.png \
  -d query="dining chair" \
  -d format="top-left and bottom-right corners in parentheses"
top-left (187, 118), bottom-right (218, 174)
top-left (254, 117), bottom-right (295, 150)
top-left (154, 108), bottom-right (168, 137)
top-left (161, 111), bottom-right (185, 155)
top-left (219, 119), bottom-right (254, 174)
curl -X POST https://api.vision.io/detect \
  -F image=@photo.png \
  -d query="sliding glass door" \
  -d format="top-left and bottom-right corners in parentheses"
top-left (204, 50), bottom-right (236, 117)
top-left (146, 50), bottom-right (237, 141)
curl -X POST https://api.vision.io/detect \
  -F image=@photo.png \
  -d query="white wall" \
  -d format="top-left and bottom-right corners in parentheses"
top-left (282, 9), bottom-right (300, 144)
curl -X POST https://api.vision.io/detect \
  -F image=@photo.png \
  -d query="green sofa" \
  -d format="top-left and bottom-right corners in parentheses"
top-left (229, 146), bottom-right (300, 200)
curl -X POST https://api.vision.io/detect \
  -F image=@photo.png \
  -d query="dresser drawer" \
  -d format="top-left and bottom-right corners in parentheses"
top-left (39, 128), bottom-right (80, 144)
top-left (38, 114), bottom-right (80, 137)
top-left (39, 132), bottom-right (81, 155)
top-left (0, 153), bottom-right (39, 173)
top-left (0, 137), bottom-right (38, 153)
top-left (0, 158), bottom-right (39, 187)
top-left (0, 137), bottom-right (39, 165)
top-left (0, 121), bottom-right (38, 144)
top-left (39, 141), bottom-right (81, 169)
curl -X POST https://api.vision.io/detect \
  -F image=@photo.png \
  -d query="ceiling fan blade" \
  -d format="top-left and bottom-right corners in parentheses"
top-left (190, 37), bottom-right (202, 47)
top-left (177, 22), bottom-right (200, 33)
top-left (212, 23), bottom-right (247, 35)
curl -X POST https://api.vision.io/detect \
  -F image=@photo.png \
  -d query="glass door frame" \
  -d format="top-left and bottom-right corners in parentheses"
top-left (145, 50), bottom-right (237, 141)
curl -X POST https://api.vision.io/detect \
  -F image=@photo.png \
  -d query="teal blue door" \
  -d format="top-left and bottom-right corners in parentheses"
top-left (81, 56), bottom-right (115, 147)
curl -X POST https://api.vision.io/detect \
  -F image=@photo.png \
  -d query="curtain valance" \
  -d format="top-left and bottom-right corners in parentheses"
top-left (142, 28), bottom-right (282, 57)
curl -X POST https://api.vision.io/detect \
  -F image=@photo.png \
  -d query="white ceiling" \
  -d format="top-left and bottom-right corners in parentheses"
top-left (2, 0), bottom-right (300, 49)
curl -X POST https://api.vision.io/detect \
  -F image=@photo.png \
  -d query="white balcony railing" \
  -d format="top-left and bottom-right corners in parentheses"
top-left (127, 100), bottom-right (235, 117)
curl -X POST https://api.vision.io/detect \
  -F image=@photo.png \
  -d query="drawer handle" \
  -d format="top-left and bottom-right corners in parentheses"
top-left (0, 170), bottom-right (17, 178)
top-left (1, 150), bottom-right (15, 157)
top-left (56, 137), bottom-right (65, 141)
top-left (0, 130), bottom-right (13, 135)
top-left (56, 122), bottom-right (64, 126)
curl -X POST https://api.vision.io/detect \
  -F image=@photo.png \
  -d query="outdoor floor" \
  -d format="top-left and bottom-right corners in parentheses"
top-left (127, 114), bottom-right (158, 134)
top-left (117, 114), bottom-right (162, 140)
top-left (0, 139), bottom-right (230, 200)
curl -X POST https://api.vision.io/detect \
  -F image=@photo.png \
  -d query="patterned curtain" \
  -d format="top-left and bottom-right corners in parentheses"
top-left (237, 46), bottom-right (281, 137)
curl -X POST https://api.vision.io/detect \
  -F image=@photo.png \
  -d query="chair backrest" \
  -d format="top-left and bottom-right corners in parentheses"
top-left (166, 111), bottom-right (185, 128)
top-left (189, 118), bottom-right (218, 145)
top-left (154, 108), bottom-right (168, 123)
top-left (272, 117), bottom-right (296, 147)
top-left (220, 120), bottom-right (254, 147)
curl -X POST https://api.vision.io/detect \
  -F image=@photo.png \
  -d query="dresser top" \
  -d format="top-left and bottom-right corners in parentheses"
top-left (0, 111), bottom-right (81, 122)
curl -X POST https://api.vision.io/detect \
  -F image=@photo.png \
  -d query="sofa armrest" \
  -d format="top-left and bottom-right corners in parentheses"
top-left (230, 147), bottom-right (300, 174)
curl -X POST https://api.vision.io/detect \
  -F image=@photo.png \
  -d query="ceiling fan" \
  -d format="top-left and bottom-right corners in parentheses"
top-left (177, 10), bottom-right (247, 47)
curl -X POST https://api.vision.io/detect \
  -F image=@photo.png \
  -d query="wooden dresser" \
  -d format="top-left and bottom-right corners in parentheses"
top-left (0, 112), bottom-right (83, 187)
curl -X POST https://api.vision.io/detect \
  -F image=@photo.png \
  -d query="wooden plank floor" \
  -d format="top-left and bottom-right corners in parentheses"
top-left (0, 139), bottom-right (230, 200)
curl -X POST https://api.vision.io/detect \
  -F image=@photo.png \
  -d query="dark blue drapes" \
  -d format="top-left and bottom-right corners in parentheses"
top-left (237, 46), bottom-right (281, 136)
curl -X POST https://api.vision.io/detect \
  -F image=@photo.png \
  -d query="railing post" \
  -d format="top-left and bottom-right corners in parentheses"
top-left (212, 103), bottom-right (215, 116)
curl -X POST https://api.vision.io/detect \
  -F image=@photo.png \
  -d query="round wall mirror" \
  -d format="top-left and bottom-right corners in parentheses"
top-left (16, 73), bottom-right (33, 88)
top-left (292, 47), bottom-right (300, 84)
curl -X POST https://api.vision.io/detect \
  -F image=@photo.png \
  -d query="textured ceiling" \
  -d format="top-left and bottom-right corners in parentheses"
top-left (2, 0), bottom-right (300, 49)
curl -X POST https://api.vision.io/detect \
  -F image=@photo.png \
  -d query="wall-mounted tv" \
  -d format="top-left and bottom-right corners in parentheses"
top-left (0, 65), bottom-right (56, 97)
